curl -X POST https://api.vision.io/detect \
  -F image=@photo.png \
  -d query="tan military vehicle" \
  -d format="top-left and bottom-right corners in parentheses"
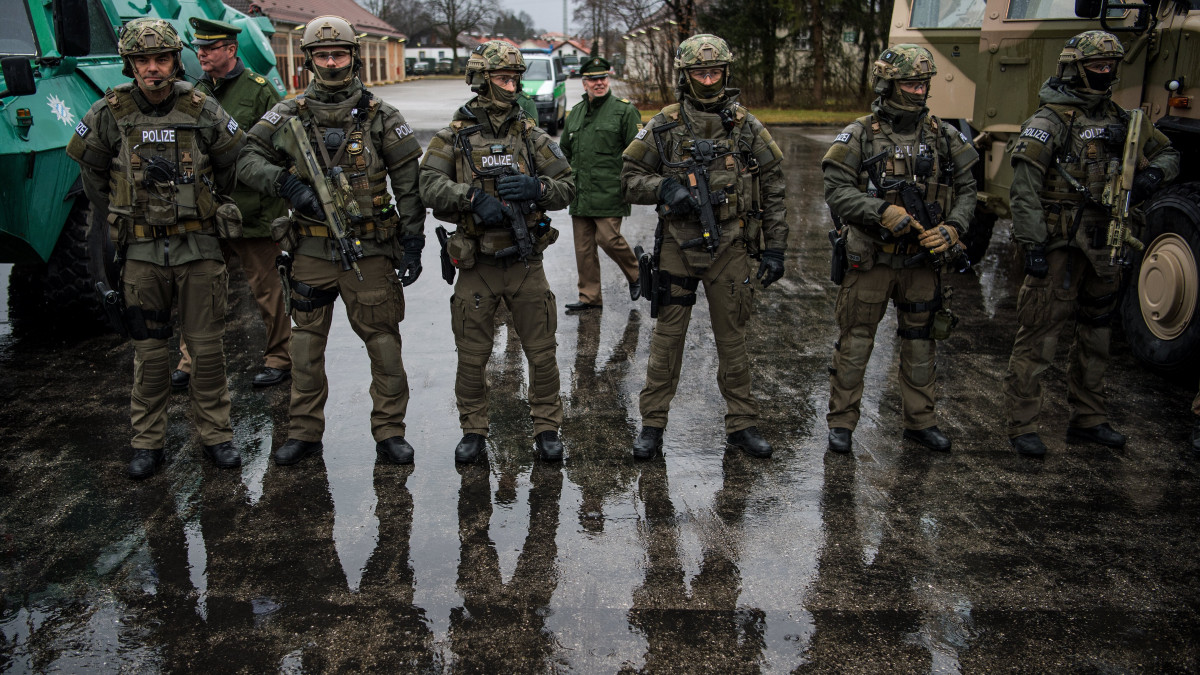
top-left (889, 0), bottom-right (1200, 371)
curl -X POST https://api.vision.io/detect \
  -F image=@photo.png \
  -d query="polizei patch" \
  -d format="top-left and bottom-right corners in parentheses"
top-left (142, 129), bottom-right (176, 143)
top-left (480, 154), bottom-right (514, 168)
top-left (75, 121), bottom-right (89, 138)
top-left (834, 132), bottom-right (852, 143)
top-left (1020, 127), bottom-right (1051, 144)
top-left (227, 118), bottom-right (239, 134)
top-left (394, 123), bottom-right (413, 139)
top-left (261, 110), bottom-right (282, 125)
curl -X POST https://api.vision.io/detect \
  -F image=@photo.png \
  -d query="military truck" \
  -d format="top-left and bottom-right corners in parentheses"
top-left (889, 0), bottom-right (1200, 371)
top-left (0, 0), bottom-right (285, 327)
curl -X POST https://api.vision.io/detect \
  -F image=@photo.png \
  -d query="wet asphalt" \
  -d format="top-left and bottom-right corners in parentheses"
top-left (1, 79), bottom-right (1199, 672)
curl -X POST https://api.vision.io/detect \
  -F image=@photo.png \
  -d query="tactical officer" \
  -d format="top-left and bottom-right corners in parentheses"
top-left (420, 41), bottom-right (575, 463)
top-left (237, 16), bottom-right (425, 466)
top-left (623, 34), bottom-right (787, 460)
top-left (1004, 31), bottom-right (1179, 457)
top-left (66, 18), bottom-right (245, 478)
top-left (172, 18), bottom-right (291, 391)
top-left (560, 56), bottom-right (642, 312)
top-left (821, 45), bottom-right (978, 454)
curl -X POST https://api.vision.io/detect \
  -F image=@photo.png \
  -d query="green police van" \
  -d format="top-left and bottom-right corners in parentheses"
top-left (519, 51), bottom-right (566, 135)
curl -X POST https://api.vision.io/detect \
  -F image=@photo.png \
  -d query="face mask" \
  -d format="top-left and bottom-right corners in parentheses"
top-left (688, 76), bottom-right (723, 101)
top-left (887, 84), bottom-right (927, 112)
top-left (488, 79), bottom-right (519, 106)
top-left (1081, 66), bottom-right (1116, 92)
top-left (313, 63), bottom-right (353, 87)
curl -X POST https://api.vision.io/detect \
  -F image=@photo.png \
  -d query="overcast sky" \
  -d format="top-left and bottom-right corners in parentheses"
top-left (500, 0), bottom-right (575, 37)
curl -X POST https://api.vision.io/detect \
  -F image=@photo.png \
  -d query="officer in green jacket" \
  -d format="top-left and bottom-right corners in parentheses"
top-left (66, 18), bottom-right (244, 478)
top-left (238, 16), bottom-right (425, 467)
top-left (1004, 31), bottom-right (1179, 457)
top-left (559, 56), bottom-right (642, 312)
top-left (420, 41), bottom-right (575, 464)
top-left (172, 18), bottom-right (292, 390)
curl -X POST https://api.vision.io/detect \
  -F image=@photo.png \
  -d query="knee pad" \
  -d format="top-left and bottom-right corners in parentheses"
top-left (901, 338), bottom-right (936, 388)
top-left (715, 339), bottom-right (751, 392)
top-left (187, 336), bottom-right (226, 391)
top-left (365, 332), bottom-right (406, 394)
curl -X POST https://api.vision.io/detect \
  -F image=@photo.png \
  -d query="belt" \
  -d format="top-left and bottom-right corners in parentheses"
top-left (299, 220), bottom-right (375, 238)
top-left (879, 241), bottom-right (921, 255)
top-left (133, 220), bottom-right (203, 238)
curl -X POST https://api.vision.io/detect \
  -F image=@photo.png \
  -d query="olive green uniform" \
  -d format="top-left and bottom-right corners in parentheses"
top-left (621, 95), bottom-right (786, 434)
top-left (179, 60), bottom-right (291, 373)
top-left (822, 104), bottom-right (978, 432)
top-left (560, 91), bottom-right (642, 305)
top-left (66, 81), bottom-right (244, 450)
top-left (1004, 80), bottom-right (1179, 437)
top-left (237, 77), bottom-right (424, 443)
top-left (420, 98), bottom-right (575, 436)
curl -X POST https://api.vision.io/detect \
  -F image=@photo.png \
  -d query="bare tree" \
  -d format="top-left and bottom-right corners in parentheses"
top-left (425, 0), bottom-right (492, 71)
top-left (360, 0), bottom-right (434, 37)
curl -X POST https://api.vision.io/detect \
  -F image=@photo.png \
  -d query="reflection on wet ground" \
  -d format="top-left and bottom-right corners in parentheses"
top-left (3, 127), bottom-right (1199, 672)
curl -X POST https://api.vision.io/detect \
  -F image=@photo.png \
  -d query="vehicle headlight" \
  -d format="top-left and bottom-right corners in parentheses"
top-left (534, 94), bottom-right (554, 102)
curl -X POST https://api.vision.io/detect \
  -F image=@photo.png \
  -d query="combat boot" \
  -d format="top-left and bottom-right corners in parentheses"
top-left (1010, 433), bottom-right (1046, 457)
top-left (728, 426), bottom-right (772, 458)
top-left (632, 426), bottom-right (663, 460)
top-left (202, 441), bottom-right (242, 469)
top-left (1066, 423), bottom-right (1126, 448)
top-left (128, 447), bottom-right (164, 479)
top-left (535, 430), bottom-right (564, 462)
top-left (376, 436), bottom-right (415, 465)
top-left (455, 433), bottom-right (486, 464)
top-left (903, 426), bottom-right (951, 452)
top-left (170, 369), bottom-right (190, 389)
top-left (273, 439), bottom-right (323, 466)
top-left (828, 427), bottom-right (853, 453)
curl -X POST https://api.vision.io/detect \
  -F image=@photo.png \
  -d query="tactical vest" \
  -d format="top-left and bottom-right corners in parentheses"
top-left (292, 93), bottom-right (392, 241)
top-left (1035, 103), bottom-right (1126, 238)
top-left (106, 83), bottom-right (217, 241)
top-left (855, 113), bottom-right (956, 227)
top-left (656, 102), bottom-right (756, 224)
top-left (449, 117), bottom-right (545, 236)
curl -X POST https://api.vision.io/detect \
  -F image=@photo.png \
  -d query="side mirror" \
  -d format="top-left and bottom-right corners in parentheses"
top-left (1075, 0), bottom-right (1102, 18)
top-left (555, 68), bottom-right (567, 82)
top-left (52, 0), bottom-right (91, 57)
top-left (0, 57), bottom-right (37, 98)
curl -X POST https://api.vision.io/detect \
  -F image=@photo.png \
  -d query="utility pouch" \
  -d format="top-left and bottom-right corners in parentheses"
top-left (270, 215), bottom-right (297, 252)
top-left (532, 225), bottom-right (559, 254)
top-left (477, 229), bottom-right (513, 256)
top-left (930, 307), bottom-right (958, 340)
top-left (446, 231), bottom-right (477, 269)
top-left (845, 227), bottom-right (876, 273)
top-left (743, 216), bottom-right (763, 259)
top-left (214, 197), bottom-right (243, 239)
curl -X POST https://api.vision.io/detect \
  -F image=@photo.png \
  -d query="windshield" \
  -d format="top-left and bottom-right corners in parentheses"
top-left (86, 0), bottom-right (119, 55)
top-left (524, 59), bottom-right (552, 80)
top-left (910, 0), bottom-right (986, 28)
top-left (1007, 0), bottom-right (1123, 19)
top-left (0, 0), bottom-right (37, 56)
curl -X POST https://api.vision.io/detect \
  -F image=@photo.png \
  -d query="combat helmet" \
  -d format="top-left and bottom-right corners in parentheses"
top-left (674, 34), bottom-right (733, 103)
top-left (1057, 30), bottom-right (1124, 93)
top-left (465, 40), bottom-right (526, 91)
top-left (872, 44), bottom-right (936, 95)
top-left (301, 16), bottom-right (360, 87)
top-left (118, 18), bottom-right (185, 89)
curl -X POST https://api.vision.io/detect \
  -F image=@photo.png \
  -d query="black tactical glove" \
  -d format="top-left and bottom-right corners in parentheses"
top-left (756, 249), bottom-right (785, 288)
top-left (469, 187), bottom-right (505, 227)
top-left (657, 176), bottom-right (698, 216)
top-left (276, 173), bottom-right (323, 220)
top-left (496, 174), bottom-right (543, 202)
top-left (1024, 243), bottom-right (1049, 279)
top-left (1130, 166), bottom-right (1164, 205)
top-left (399, 235), bottom-right (423, 287)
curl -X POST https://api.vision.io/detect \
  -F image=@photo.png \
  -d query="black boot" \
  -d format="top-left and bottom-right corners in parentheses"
top-left (535, 430), bottom-right (564, 461)
top-left (455, 433), bottom-right (486, 464)
top-left (128, 447), bottom-right (164, 479)
top-left (273, 439), bottom-right (323, 466)
top-left (1066, 423), bottom-right (1126, 448)
top-left (727, 426), bottom-right (773, 458)
top-left (903, 426), bottom-right (952, 451)
top-left (828, 427), bottom-right (853, 453)
top-left (203, 441), bottom-right (242, 469)
top-left (376, 436), bottom-right (415, 465)
top-left (629, 278), bottom-right (641, 301)
top-left (252, 367), bottom-right (291, 388)
top-left (1010, 433), bottom-right (1047, 457)
top-left (170, 369), bottom-right (190, 390)
top-left (632, 426), bottom-right (663, 460)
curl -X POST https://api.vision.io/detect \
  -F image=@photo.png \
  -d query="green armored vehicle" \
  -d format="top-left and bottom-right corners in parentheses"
top-left (0, 0), bottom-right (284, 326)
top-left (890, 0), bottom-right (1200, 370)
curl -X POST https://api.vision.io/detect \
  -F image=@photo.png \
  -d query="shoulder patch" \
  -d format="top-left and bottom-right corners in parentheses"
top-left (620, 97), bottom-right (630, 103)
top-left (834, 131), bottom-right (852, 144)
top-left (635, 127), bottom-right (648, 140)
top-left (261, 110), bottom-right (282, 125)
top-left (227, 118), bottom-right (239, 135)
top-left (254, 75), bottom-right (266, 85)
top-left (75, 121), bottom-right (89, 138)
top-left (1020, 127), bottom-right (1051, 144)
top-left (394, 122), bottom-right (413, 139)
top-left (548, 140), bottom-right (565, 160)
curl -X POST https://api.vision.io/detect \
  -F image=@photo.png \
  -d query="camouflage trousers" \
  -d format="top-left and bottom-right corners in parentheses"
top-left (451, 256), bottom-right (561, 436)
top-left (1004, 247), bottom-right (1120, 437)
top-left (639, 239), bottom-right (758, 435)
top-left (124, 258), bottom-right (232, 450)
top-left (827, 263), bottom-right (939, 432)
top-left (288, 254), bottom-right (409, 443)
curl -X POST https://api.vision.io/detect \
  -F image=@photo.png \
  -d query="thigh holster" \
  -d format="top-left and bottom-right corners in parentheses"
top-left (290, 279), bottom-right (339, 313)
top-left (125, 305), bottom-right (172, 340)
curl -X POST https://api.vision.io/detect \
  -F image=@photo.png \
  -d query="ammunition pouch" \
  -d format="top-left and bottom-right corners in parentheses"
top-left (446, 231), bottom-right (476, 270)
top-left (742, 216), bottom-right (764, 259)
top-left (214, 196), bottom-right (243, 239)
top-left (290, 279), bottom-right (339, 313)
top-left (270, 215), bottom-right (298, 252)
top-left (532, 222), bottom-right (558, 254)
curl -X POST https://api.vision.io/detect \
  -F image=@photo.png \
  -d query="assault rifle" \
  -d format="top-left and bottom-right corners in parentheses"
top-left (455, 124), bottom-right (541, 263)
top-left (861, 150), bottom-right (970, 272)
top-left (651, 120), bottom-right (730, 258)
top-left (273, 117), bottom-right (365, 281)
top-left (1104, 108), bottom-right (1147, 265)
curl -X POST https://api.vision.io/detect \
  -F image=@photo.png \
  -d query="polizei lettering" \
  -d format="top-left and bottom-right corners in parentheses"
top-left (480, 154), bottom-right (514, 168)
top-left (142, 129), bottom-right (176, 143)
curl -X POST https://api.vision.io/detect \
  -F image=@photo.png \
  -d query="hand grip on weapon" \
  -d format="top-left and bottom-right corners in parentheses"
top-left (399, 235), bottom-right (424, 287)
top-left (469, 187), bottom-right (505, 227)
top-left (879, 203), bottom-right (913, 237)
top-left (276, 173), bottom-right (324, 220)
top-left (658, 176), bottom-right (699, 216)
top-left (496, 174), bottom-right (543, 202)
top-left (918, 222), bottom-right (960, 254)
top-left (756, 249), bottom-right (785, 288)
top-left (1024, 243), bottom-right (1049, 279)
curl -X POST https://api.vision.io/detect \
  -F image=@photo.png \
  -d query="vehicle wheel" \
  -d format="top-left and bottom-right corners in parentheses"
top-left (960, 208), bottom-right (997, 268)
top-left (1120, 182), bottom-right (1200, 373)
top-left (8, 199), bottom-right (107, 333)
